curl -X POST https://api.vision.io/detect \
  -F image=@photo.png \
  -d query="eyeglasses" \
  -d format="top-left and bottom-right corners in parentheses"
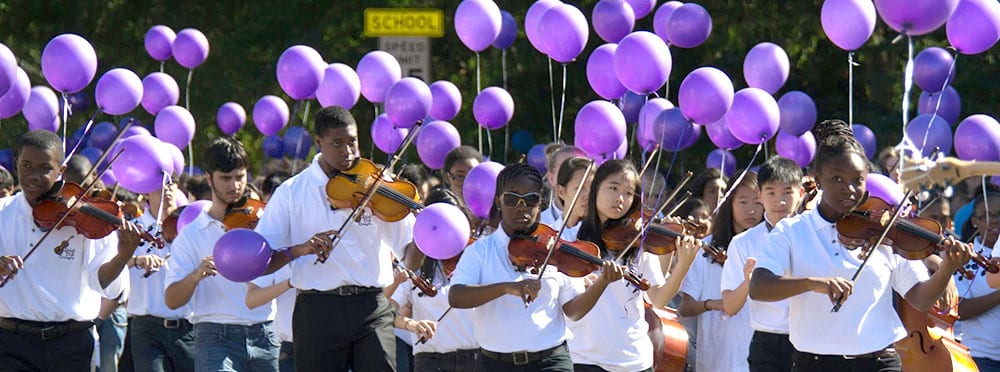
top-left (501, 192), bottom-right (542, 208)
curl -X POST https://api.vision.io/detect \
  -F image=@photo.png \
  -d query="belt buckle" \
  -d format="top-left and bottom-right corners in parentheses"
top-left (39, 326), bottom-right (57, 340)
top-left (511, 351), bottom-right (530, 365)
top-left (163, 319), bottom-right (180, 329)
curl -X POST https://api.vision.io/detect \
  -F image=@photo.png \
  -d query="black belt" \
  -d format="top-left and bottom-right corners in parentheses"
top-left (799, 347), bottom-right (898, 360)
top-left (480, 343), bottom-right (566, 365)
top-left (298, 285), bottom-right (383, 296)
top-left (0, 318), bottom-right (93, 340)
top-left (133, 315), bottom-right (190, 329)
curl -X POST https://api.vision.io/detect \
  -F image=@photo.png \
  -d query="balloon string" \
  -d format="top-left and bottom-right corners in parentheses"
top-left (502, 49), bottom-right (509, 164)
top-left (848, 51), bottom-right (855, 126)
top-left (557, 64), bottom-right (568, 142)
top-left (712, 143), bottom-right (763, 216)
top-left (548, 57), bottom-right (557, 143)
top-left (476, 52), bottom-right (483, 155)
top-left (185, 69), bottom-right (194, 176)
top-left (922, 52), bottom-right (959, 158)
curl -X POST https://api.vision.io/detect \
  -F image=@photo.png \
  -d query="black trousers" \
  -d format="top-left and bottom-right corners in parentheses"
top-left (293, 290), bottom-right (396, 372)
top-left (0, 323), bottom-right (94, 371)
top-left (792, 349), bottom-right (902, 372)
top-left (748, 331), bottom-right (795, 372)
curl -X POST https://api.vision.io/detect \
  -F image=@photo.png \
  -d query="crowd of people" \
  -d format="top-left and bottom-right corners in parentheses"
top-left (0, 106), bottom-right (998, 372)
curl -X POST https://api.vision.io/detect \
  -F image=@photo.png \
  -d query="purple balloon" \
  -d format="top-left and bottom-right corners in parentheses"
top-left (263, 135), bottom-right (284, 158)
top-left (906, 114), bottom-right (953, 157)
top-left (665, 3), bottom-right (712, 48)
top-left (575, 100), bottom-right (627, 155)
top-left (172, 28), bottom-right (210, 69)
top-left (141, 72), bottom-right (179, 115)
top-left (95, 68), bottom-right (143, 115)
top-left (473, 87), bottom-right (514, 130)
top-left (593, 0), bottom-right (635, 43)
top-left (918, 86), bottom-right (961, 124)
top-left (651, 108), bottom-right (697, 151)
top-left (493, 10), bottom-right (518, 50)
top-left (526, 0), bottom-right (561, 54)
top-left (213, 229), bottom-right (272, 283)
top-left (727, 88), bottom-right (780, 145)
top-left (416, 120), bottom-right (461, 170)
top-left (0, 68), bottom-right (30, 119)
top-left (177, 200), bottom-right (211, 233)
top-left (743, 42), bottom-right (790, 94)
top-left (462, 161), bottom-right (504, 218)
top-left (277, 45), bottom-right (326, 100)
top-left (625, 0), bottom-right (656, 19)
top-left (678, 67), bottom-right (734, 124)
top-left (41, 34), bottom-right (97, 94)
top-left (851, 124), bottom-right (877, 159)
top-left (371, 114), bottom-right (409, 154)
top-left (79, 147), bottom-right (102, 166)
top-left (821, 0), bottom-right (878, 51)
top-left (914, 47), bottom-right (955, 93)
top-left (947, 0), bottom-right (1000, 55)
top-left (587, 44), bottom-right (626, 100)
top-left (653, 1), bottom-right (685, 44)
top-left (955, 114), bottom-right (1000, 161)
top-left (155, 105), bottom-right (195, 150)
top-left (317, 63), bottom-right (361, 110)
top-left (455, 0), bottom-right (502, 52)
top-left (253, 95), bottom-right (289, 136)
top-left (527, 144), bottom-right (547, 173)
top-left (639, 98), bottom-right (674, 144)
top-left (873, 0), bottom-right (959, 36)
top-left (777, 91), bottom-right (817, 136)
top-left (283, 126), bottom-right (311, 160)
top-left (111, 134), bottom-right (172, 194)
top-left (614, 31), bottom-right (671, 94)
top-left (413, 203), bottom-right (472, 260)
top-left (87, 122), bottom-right (118, 150)
top-left (707, 148), bottom-right (737, 177)
top-left (24, 86), bottom-right (60, 132)
top-left (385, 77), bottom-right (432, 129)
top-left (537, 3), bottom-right (589, 63)
top-left (706, 116), bottom-right (743, 150)
top-left (866, 173), bottom-right (904, 206)
top-left (145, 25), bottom-right (176, 62)
top-left (216, 102), bottom-right (246, 135)
top-left (0, 43), bottom-right (17, 95)
top-left (775, 131), bottom-right (817, 167)
top-left (357, 51), bottom-right (401, 104)
top-left (620, 91), bottom-right (645, 124)
top-left (429, 80), bottom-right (462, 121)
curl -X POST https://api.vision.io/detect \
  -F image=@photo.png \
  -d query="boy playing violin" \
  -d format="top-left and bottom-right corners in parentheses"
top-left (0, 130), bottom-right (142, 371)
top-left (255, 106), bottom-right (415, 371)
top-left (448, 163), bottom-right (623, 371)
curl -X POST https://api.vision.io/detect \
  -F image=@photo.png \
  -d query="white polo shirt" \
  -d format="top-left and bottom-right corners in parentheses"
top-left (251, 266), bottom-right (294, 343)
top-left (756, 208), bottom-right (928, 355)
top-left (391, 264), bottom-right (477, 354)
top-left (954, 239), bottom-right (1000, 361)
top-left (720, 221), bottom-right (789, 334)
top-left (567, 252), bottom-right (665, 372)
top-left (165, 209), bottom-right (274, 325)
top-left (0, 193), bottom-right (128, 321)
top-left (254, 155), bottom-right (414, 291)
top-left (125, 209), bottom-right (191, 320)
top-left (450, 226), bottom-right (582, 353)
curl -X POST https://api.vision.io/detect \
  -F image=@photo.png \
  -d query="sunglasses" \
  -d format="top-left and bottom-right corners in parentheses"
top-left (501, 192), bottom-right (542, 208)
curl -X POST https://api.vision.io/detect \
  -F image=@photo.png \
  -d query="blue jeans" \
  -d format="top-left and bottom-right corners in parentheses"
top-left (194, 321), bottom-right (279, 372)
top-left (975, 357), bottom-right (1000, 372)
top-left (97, 306), bottom-right (128, 372)
top-left (129, 316), bottom-right (196, 372)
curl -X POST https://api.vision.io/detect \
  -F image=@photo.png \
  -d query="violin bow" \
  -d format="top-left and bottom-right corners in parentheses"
top-left (614, 171), bottom-right (695, 262)
top-left (535, 160), bottom-right (596, 280)
top-left (832, 190), bottom-right (914, 312)
top-left (0, 148), bottom-right (126, 287)
top-left (319, 120), bottom-right (425, 263)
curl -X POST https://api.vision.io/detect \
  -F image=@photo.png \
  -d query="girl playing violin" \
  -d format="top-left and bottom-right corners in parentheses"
top-left (449, 163), bottom-right (623, 372)
top-left (749, 119), bottom-right (974, 372)
top-left (571, 159), bottom-right (701, 372)
top-left (679, 171), bottom-right (762, 372)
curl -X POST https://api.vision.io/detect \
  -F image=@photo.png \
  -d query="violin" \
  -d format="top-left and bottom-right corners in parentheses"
top-left (836, 196), bottom-right (999, 274)
top-left (509, 224), bottom-right (651, 290)
top-left (602, 210), bottom-right (726, 265)
top-left (325, 158), bottom-right (423, 222)
top-left (224, 194), bottom-right (266, 231)
top-left (394, 258), bottom-right (438, 297)
top-left (33, 181), bottom-right (164, 249)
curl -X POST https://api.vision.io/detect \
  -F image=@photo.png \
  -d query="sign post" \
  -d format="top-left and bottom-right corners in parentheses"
top-left (364, 8), bottom-right (444, 83)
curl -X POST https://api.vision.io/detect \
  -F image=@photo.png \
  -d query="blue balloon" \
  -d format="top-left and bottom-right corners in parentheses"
top-left (263, 135), bottom-right (284, 159)
top-left (0, 149), bottom-right (11, 172)
top-left (283, 126), bottom-right (312, 160)
top-left (511, 129), bottom-right (534, 154)
top-left (528, 144), bottom-right (547, 173)
top-left (86, 122), bottom-right (118, 150)
top-left (620, 91), bottom-right (645, 125)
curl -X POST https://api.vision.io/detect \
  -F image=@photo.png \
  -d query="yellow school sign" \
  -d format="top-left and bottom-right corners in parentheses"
top-left (364, 8), bottom-right (445, 38)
